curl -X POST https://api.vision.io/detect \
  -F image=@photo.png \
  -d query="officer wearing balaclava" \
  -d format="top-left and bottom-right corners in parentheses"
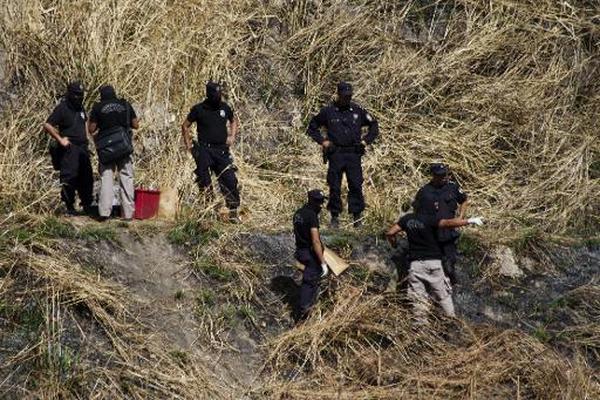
top-left (43, 81), bottom-right (94, 216)
top-left (307, 81), bottom-right (379, 229)
top-left (181, 81), bottom-right (241, 222)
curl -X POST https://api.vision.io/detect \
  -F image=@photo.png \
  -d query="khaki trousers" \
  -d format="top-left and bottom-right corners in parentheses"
top-left (407, 259), bottom-right (455, 322)
top-left (98, 156), bottom-right (134, 218)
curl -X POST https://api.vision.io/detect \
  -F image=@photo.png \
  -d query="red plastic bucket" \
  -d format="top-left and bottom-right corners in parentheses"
top-left (134, 188), bottom-right (161, 220)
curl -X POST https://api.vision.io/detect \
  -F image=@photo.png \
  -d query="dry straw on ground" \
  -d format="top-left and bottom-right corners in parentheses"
top-left (1, 0), bottom-right (599, 399)
top-left (258, 284), bottom-right (599, 399)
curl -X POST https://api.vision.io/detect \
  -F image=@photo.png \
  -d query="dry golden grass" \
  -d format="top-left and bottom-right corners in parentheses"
top-left (0, 0), bottom-right (597, 236)
top-left (258, 284), bottom-right (599, 399)
top-left (1, 0), bottom-right (599, 398)
top-left (0, 228), bottom-right (229, 399)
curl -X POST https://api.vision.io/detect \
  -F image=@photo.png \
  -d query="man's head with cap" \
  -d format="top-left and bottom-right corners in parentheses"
top-left (99, 85), bottom-right (117, 101)
top-left (307, 189), bottom-right (327, 212)
top-left (206, 81), bottom-right (222, 106)
top-left (66, 81), bottom-right (85, 110)
top-left (336, 81), bottom-right (353, 108)
top-left (430, 162), bottom-right (449, 187)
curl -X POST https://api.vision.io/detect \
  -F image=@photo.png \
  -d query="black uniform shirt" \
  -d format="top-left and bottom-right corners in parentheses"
top-left (307, 102), bottom-right (378, 146)
top-left (187, 100), bottom-right (234, 145)
top-left (89, 99), bottom-right (137, 134)
top-left (293, 205), bottom-right (320, 250)
top-left (399, 213), bottom-right (442, 261)
top-left (414, 181), bottom-right (467, 219)
top-left (414, 181), bottom-right (467, 242)
top-left (46, 99), bottom-right (88, 145)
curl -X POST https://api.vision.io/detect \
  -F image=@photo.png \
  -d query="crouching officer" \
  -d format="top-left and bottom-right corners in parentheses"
top-left (307, 82), bottom-right (379, 228)
top-left (386, 204), bottom-right (483, 323)
top-left (413, 163), bottom-right (468, 285)
top-left (293, 189), bottom-right (329, 321)
top-left (43, 81), bottom-right (93, 216)
top-left (182, 81), bottom-right (241, 222)
top-left (88, 85), bottom-right (139, 221)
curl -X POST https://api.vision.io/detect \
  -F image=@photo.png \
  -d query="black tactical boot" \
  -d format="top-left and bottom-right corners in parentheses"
top-left (229, 209), bottom-right (241, 224)
top-left (352, 213), bottom-right (362, 228)
top-left (330, 213), bottom-right (340, 229)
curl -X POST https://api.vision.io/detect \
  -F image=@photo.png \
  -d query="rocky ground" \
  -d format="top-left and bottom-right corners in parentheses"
top-left (1, 217), bottom-right (598, 398)
top-left (71, 224), bottom-right (600, 374)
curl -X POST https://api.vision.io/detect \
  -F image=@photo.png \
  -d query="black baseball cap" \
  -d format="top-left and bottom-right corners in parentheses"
top-left (307, 189), bottom-right (328, 203)
top-left (67, 81), bottom-right (84, 95)
top-left (337, 81), bottom-right (353, 96)
top-left (430, 163), bottom-right (448, 176)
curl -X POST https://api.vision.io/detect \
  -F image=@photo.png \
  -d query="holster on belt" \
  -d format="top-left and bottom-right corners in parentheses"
top-left (356, 143), bottom-right (366, 156)
top-left (322, 144), bottom-right (336, 164)
top-left (191, 140), bottom-right (201, 165)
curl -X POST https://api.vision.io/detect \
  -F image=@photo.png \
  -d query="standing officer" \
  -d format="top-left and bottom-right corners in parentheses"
top-left (43, 81), bottom-right (93, 216)
top-left (386, 203), bottom-right (483, 323)
top-left (88, 85), bottom-right (139, 221)
top-left (307, 82), bottom-right (379, 228)
top-left (181, 81), bottom-right (240, 222)
top-left (293, 189), bottom-right (329, 322)
top-left (413, 163), bottom-right (468, 285)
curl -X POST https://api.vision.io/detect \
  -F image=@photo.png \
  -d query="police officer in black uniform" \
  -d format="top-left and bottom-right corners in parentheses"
top-left (181, 81), bottom-right (240, 222)
top-left (413, 163), bottom-right (468, 285)
top-left (293, 189), bottom-right (329, 321)
top-left (307, 82), bottom-right (379, 228)
top-left (43, 81), bottom-right (93, 216)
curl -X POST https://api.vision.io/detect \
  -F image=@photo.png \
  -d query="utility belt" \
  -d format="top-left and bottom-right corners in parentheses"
top-left (198, 140), bottom-right (228, 149)
top-left (191, 140), bottom-right (228, 164)
top-left (323, 143), bottom-right (365, 163)
top-left (334, 144), bottom-right (364, 153)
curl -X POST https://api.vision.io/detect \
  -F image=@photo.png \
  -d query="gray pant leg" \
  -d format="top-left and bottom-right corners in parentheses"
top-left (407, 261), bottom-right (431, 324)
top-left (118, 156), bottom-right (135, 219)
top-left (98, 162), bottom-right (115, 217)
top-left (426, 260), bottom-right (456, 317)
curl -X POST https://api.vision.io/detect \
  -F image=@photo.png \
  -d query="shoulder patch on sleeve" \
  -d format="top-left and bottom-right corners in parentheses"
top-left (366, 113), bottom-right (373, 122)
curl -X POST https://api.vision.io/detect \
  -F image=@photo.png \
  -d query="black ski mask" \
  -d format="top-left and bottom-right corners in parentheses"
top-left (308, 201), bottom-right (323, 214)
top-left (206, 81), bottom-right (222, 107)
top-left (66, 81), bottom-right (85, 111)
top-left (99, 85), bottom-right (117, 101)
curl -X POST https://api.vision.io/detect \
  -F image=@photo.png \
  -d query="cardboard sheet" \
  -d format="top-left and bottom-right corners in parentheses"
top-left (295, 247), bottom-right (350, 276)
top-left (157, 187), bottom-right (179, 220)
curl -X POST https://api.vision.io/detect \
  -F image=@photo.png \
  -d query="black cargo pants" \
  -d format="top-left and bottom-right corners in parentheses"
top-left (295, 248), bottom-right (323, 321)
top-left (194, 143), bottom-right (240, 210)
top-left (326, 149), bottom-right (365, 216)
top-left (59, 144), bottom-right (93, 211)
top-left (441, 240), bottom-right (459, 285)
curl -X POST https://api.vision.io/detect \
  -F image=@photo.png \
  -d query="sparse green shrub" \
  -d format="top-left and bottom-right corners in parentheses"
top-left (457, 233), bottom-right (484, 258)
top-left (195, 288), bottom-right (216, 307)
top-left (78, 225), bottom-right (117, 241)
top-left (168, 220), bottom-right (220, 247)
top-left (192, 256), bottom-right (235, 282)
top-left (40, 217), bottom-right (76, 238)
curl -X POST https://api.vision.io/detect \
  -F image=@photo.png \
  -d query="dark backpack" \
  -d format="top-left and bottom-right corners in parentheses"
top-left (94, 100), bottom-right (133, 164)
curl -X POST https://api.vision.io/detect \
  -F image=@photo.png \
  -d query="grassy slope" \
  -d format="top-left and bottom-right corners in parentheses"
top-left (0, 0), bottom-right (598, 235)
top-left (0, 0), bottom-right (599, 398)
